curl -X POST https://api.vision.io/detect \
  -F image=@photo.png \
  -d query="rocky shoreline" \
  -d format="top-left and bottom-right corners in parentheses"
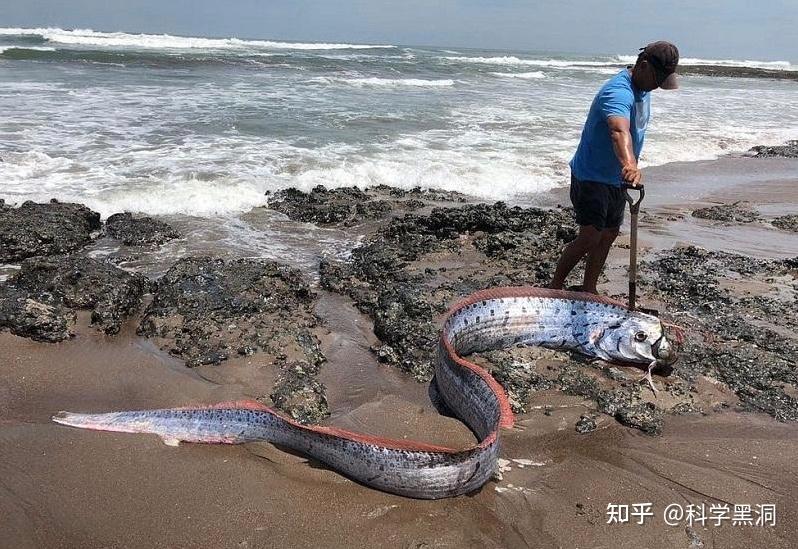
top-left (592, 64), bottom-right (798, 82)
top-left (262, 183), bottom-right (470, 227)
top-left (677, 65), bottom-right (798, 81)
top-left (1, 148), bottom-right (797, 434)
top-left (748, 140), bottom-right (798, 158)
top-left (0, 199), bottom-right (101, 262)
top-left (690, 201), bottom-right (798, 231)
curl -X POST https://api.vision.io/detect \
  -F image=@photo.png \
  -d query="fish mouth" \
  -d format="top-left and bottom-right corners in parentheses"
top-left (652, 333), bottom-right (678, 366)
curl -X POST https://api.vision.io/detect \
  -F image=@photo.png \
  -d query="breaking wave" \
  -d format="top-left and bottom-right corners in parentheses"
top-left (0, 27), bottom-right (396, 51)
top-left (445, 54), bottom-right (796, 72)
top-left (490, 71), bottom-right (546, 79)
top-left (441, 55), bottom-right (624, 67)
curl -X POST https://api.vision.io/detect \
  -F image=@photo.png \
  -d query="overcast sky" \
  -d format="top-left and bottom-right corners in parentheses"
top-left (4, 0), bottom-right (797, 61)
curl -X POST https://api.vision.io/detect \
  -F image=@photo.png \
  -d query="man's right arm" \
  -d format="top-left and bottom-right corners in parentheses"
top-left (607, 116), bottom-right (642, 186)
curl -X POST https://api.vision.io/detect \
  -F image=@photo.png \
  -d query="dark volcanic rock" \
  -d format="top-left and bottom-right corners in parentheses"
top-left (106, 212), bottom-right (180, 246)
top-left (473, 348), bottom-right (666, 435)
top-left (480, 349), bottom-right (555, 413)
top-left (641, 246), bottom-right (761, 311)
top-left (748, 140), bottom-right (798, 158)
top-left (268, 361), bottom-right (329, 423)
top-left (553, 364), bottom-right (665, 435)
top-left (139, 257), bottom-right (320, 367)
top-left (547, 64), bottom-right (798, 81)
top-left (641, 246), bottom-right (798, 423)
top-left (269, 186), bottom-right (362, 224)
top-left (0, 255), bottom-right (146, 339)
top-left (375, 185), bottom-right (469, 203)
top-left (691, 202), bottom-right (760, 224)
top-left (355, 199), bottom-right (393, 220)
top-left (267, 185), bottom-right (392, 226)
top-left (266, 184), bottom-right (473, 227)
top-left (0, 200), bottom-right (101, 262)
top-left (614, 403), bottom-right (663, 436)
top-left (678, 65), bottom-right (798, 81)
top-left (575, 414), bottom-right (598, 434)
top-left (0, 293), bottom-right (73, 342)
top-left (691, 345), bottom-right (798, 422)
top-left (772, 214), bottom-right (798, 232)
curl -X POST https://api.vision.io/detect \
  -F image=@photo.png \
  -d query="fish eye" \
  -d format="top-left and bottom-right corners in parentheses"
top-left (634, 331), bottom-right (647, 342)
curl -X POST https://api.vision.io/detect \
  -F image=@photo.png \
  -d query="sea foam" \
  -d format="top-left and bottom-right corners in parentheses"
top-left (0, 27), bottom-right (396, 51)
top-left (308, 76), bottom-right (455, 87)
top-left (490, 71), bottom-right (546, 79)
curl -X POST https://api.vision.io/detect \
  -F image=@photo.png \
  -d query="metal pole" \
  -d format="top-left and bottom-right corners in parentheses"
top-left (623, 184), bottom-right (645, 311)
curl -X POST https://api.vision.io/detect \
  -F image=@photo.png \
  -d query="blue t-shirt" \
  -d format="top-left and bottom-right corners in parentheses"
top-left (570, 69), bottom-right (650, 186)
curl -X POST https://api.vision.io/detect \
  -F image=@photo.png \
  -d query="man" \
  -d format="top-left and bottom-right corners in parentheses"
top-left (551, 41), bottom-right (679, 294)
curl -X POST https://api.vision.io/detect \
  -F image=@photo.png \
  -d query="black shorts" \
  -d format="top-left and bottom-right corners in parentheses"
top-left (569, 173), bottom-right (625, 230)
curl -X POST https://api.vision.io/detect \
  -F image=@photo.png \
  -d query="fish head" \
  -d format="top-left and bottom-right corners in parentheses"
top-left (596, 313), bottom-right (679, 366)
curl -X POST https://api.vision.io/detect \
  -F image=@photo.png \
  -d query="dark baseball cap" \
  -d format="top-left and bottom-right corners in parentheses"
top-left (641, 41), bottom-right (679, 89)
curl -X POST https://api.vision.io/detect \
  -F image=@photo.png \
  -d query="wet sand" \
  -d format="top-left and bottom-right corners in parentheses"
top-left (1, 155), bottom-right (797, 548)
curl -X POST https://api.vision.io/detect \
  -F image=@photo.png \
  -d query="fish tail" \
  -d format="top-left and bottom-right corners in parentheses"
top-left (52, 400), bottom-right (276, 446)
top-left (53, 410), bottom-right (142, 432)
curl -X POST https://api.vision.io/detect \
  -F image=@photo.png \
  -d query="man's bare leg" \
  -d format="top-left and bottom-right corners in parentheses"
top-left (582, 227), bottom-right (619, 293)
top-left (550, 225), bottom-right (602, 289)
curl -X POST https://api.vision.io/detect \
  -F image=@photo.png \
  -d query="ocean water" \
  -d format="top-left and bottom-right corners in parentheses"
top-left (1, 27), bottom-right (797, 218)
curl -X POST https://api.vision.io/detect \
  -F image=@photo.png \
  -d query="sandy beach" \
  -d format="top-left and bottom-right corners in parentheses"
top-left (1, 150), bottom-right (796, 548)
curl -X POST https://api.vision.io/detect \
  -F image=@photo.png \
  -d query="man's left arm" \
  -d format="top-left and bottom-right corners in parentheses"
top-left (607, 116), bottom-right (642, 186)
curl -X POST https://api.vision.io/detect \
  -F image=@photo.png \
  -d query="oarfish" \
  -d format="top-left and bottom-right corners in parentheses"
top-left (53, 287), bottom-right (677, 499)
